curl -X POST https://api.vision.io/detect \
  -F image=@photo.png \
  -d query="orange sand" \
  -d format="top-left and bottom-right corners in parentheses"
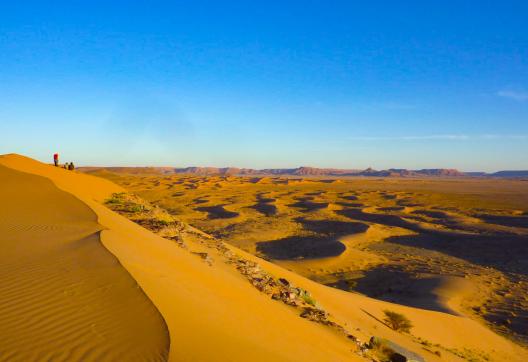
top-left (0, 161), bottom-right (168, 361)
top-left (1, 154), bottom-right (527, 361)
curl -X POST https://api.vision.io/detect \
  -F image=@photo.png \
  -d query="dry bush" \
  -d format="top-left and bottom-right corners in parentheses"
top-left (369, 338), bottom-right (397, 362)
top-left (146, 206), bottom-right (174, 224)
top-left (383, 310), bottom-right (413, 333)
top-left (105, 192), bottom-right (151, 213)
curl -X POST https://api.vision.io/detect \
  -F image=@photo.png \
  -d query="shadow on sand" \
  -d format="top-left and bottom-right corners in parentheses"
top-left (256, 218), bottom-right (369, 260)
top-left (257, 235), bottom-right (346, 260)
top-left (329, 266), bottom-right (457, 314)
top-left (195, 205), bottom-right (239, 219)
top-left (385, 233), bottom-right (528, 276)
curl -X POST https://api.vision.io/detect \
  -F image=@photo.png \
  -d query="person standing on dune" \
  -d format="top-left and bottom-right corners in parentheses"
top-left (53, 153), bottom-right (59, 167)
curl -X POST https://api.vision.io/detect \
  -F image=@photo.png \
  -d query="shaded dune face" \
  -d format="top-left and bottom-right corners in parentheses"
top-left (257, 218), bottom-right (369, 260)
top-left (192, 197), bottom-right (209, 204)
top-left (287, 199), bottom-right (329, 212)
top-left (250, 193), bottom-right (278, 216)
top-left (251, 202), bottom-right (278, 216)
top-left (0, 165), bottom-right (169, 361)
top-left (256, 235), bottom-right (346, 260)
top-left (347, 266), bottom-right (460, 314)
top-left (195, 205), bottom-right (239, 219)
top-left (337, 208), bottom-right (419, 231)
top-left (385, 233), bottom-right (528, 277)
top-left (297, 218), bottom-right (369, 235)
top-left (341, 195), bottom-right (358, 200)
top-left (475, 214), bottom-right (528, 228)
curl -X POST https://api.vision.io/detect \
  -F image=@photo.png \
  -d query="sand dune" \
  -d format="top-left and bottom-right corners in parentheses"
top-left (2, 154), bottom-right (528, 362)
top-left (0, 155), bottom-right (362, 361)
top-left (0, 161), bottom-right (168, 361)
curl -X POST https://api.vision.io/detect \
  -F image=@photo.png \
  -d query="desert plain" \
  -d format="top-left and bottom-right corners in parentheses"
top-left (87, 167), bottom-right (528, 355)
top-left (1, 154), bottom-right (527, 362)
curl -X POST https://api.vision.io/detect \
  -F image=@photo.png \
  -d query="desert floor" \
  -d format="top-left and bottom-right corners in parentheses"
top-left (88, 171), bottom-right (528, 348)
top-left (2, 154), bottom-right (527, 362)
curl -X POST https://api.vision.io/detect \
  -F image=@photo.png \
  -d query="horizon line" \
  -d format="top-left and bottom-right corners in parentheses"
top-left (77, 164), bottom-right (528, 174)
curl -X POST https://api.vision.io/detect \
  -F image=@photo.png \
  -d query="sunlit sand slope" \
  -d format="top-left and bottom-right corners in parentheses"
top-left (3, 154), bottom-right (527, 362)
top-left (0, 162), bottom-right (169, 361)
top-left (0, 155), bottom-right (361, 361)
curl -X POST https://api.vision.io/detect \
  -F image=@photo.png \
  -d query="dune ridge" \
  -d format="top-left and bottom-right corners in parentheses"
top-left (2, 154), bottom-right (528, 361)
top-left (0, 161), bottom-right (168, 361)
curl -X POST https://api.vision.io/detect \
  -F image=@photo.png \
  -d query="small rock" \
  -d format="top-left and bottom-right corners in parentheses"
top-left (278, 278), bottom-right (290, 286)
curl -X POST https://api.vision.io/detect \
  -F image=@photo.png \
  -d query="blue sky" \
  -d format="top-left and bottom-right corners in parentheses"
top-left (1, 1), bottom-right (527, 171)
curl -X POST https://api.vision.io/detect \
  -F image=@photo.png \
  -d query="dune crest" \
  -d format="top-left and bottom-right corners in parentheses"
top-left (0, 161), bottom-right (168, 361)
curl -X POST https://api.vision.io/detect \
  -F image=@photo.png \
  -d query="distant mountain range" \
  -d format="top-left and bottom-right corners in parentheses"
top-left (80, 166), bottom-right (528, 178)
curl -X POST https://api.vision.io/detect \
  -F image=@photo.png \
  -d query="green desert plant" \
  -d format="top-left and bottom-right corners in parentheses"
top-left (105, 197), bottom-right (122, 204)
top-left (127, 204), bottom-right (145, 213)
top-left (105, 192), bottom-right (126, 204)
top-left (383, 310), bottom-right (413, 333)
top-left (301, 293), bottom-right (317, 307)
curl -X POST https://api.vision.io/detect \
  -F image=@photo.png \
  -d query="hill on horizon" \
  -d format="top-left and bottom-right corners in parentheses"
top-left (79, 165), bottom-right (528, 178)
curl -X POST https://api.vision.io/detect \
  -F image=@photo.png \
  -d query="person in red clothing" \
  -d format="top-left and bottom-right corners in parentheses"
top-left (53, 153), bottom-right (59, 167)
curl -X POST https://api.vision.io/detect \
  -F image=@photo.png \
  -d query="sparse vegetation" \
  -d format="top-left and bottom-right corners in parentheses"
top-left (383, 310), bottom-right (413, 333)
top-left (105, 192), bottom-right (151, 213)
top-left (369, 338), bottom-right (398, 362)
top-left (104, 192), bottom-right (126, 205)
top-left (301, 293), bottom-right (317, 307)
top-left (105, 192), bottom-right (177, 232)
top-left (128, 204), bottom-right (145, 213)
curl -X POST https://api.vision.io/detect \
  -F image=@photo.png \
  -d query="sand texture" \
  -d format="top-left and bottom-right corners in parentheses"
top-left (0, 161), bottom-right (169, 361)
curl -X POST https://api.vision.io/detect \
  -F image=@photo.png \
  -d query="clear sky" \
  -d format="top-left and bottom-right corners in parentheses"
top-left (1, 1), bottom-right (527, 171)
